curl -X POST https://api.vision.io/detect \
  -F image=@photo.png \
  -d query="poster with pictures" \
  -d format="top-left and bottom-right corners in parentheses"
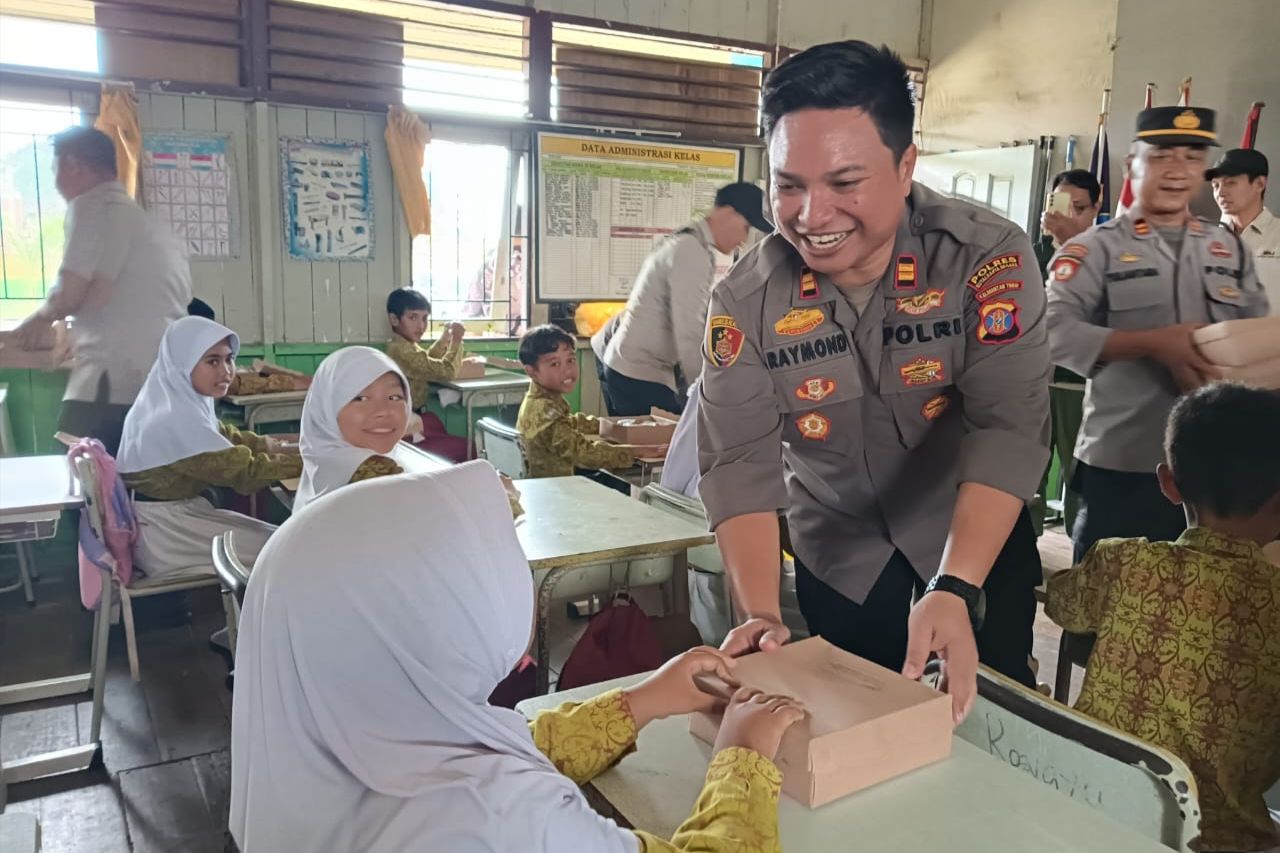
top-left (281, 137), bottom-right (373, 261)
top-left (141, 132), bottom-right (239, 259)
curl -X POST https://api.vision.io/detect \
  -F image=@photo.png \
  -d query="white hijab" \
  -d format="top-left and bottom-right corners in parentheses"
top-left (116, 316), bottom-right (238, 473)
top-left (229, 463), bottom-right (638, 853)
top-left (295, 346), bottom-right (415, 512)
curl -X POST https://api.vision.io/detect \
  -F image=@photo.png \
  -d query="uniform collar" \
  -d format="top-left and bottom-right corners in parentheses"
top-left (685, 218), bottom-right (716, 252)
top-left (1124, 210), bottom-right (1209, 241)
top-left (525, 383), bottom-right (564, 404)
top-left (1176, 526), bottom-right (1267, 561)
top-left (1240, 206), bottom-right (1277, 236)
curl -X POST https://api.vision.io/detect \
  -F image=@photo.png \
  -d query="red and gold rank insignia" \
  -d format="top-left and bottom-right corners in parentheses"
top-left (795, 377), bottom-right (836, 402)
top-left (796, 411), bottom-right (831, 440)
top-left (774, 308), bottom-right (825, 336)
top-left (895, 289), bottom-right (944, 316)
top-left (798, 268), bottom-right (820, 300)
top-left (977, 300), bottom-right (1022, 345)
top-left (921, 394), bottom-right (950, 420)
top-left (706, 315), bottom-right (744, 368)
top-left (899, 356), bottom-right (946, 387)
top-left (894, 254), bottom-right (918, 291)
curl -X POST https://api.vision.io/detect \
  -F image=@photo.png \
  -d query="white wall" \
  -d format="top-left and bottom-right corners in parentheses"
top-left (1110, 0), bottom-right (1280, 216)
top-left (920, 0), bottom-right (1119, 154)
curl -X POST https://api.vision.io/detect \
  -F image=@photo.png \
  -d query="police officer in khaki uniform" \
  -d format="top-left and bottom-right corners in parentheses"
top-left (1047, 107), bottom-right (1269, 562)
top-left (697, 41), bottom-right (1050, 721)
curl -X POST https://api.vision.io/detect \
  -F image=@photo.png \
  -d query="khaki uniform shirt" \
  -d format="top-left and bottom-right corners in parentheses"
top-left (517, 384), bottom-right (634, 478)
top-left (1046, 215), bottom-right (1269, 473)
top-left (122, 423), bottom-right (301, 500)
top-left (697, 183), bottom-right (1051, 605)
top-left (386, 333), bottom-right (464, 410)
top-left (1229, 207), bottom-right (1280, 315)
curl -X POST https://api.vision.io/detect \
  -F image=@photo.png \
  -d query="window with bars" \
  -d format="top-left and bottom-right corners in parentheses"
top-left (0, 100), bottom-right (82, 322)
top-left (410, 136), bottom-right (528, 334)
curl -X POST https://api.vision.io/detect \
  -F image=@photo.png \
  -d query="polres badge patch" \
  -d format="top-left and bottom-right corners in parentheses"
top-left (796, 411), bottom-right (831, 440)
top-left (706, 316), bottom-right (745, 368)
top-left (977, 300), bottom-right (1021, 345)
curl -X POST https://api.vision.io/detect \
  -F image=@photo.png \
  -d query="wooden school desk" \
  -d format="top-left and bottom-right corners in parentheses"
top-left (433, 369), bottom-right (530, 453)
top-left (518, 674), bottom-right (1173, 853)
top-left (0, 455), bottom-right (110, 793)
top-left (221, 389), bottom-right (308, 431)
top-left (513, 477), bottom-right (713, 693)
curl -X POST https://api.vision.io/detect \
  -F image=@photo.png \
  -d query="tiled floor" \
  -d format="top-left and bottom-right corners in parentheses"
top-left (0, 526), bottom-right (1080, 851)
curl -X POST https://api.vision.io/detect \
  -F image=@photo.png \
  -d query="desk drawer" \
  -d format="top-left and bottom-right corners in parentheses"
top-left (0, 518), bottom-right (58, 542)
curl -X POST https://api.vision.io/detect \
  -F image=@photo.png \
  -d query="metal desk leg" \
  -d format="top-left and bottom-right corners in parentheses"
top-left (534, 565), bottom-right (570, 695)
top-left (670, 550), bottom-right (690, 617)
top-left (464, 394), bottom-right (478, 459)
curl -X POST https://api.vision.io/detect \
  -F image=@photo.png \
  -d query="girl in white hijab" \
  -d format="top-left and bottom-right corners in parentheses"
top-left (294, 346), bottom-right (417, 512)
top-left (230, 462), bottom-right (802, 853)
top-left (117, 316), bottom-right (300, 577)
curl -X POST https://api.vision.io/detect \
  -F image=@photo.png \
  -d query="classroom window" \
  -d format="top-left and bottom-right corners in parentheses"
top-left (0, 12), bottom-right (100, 75)
top-left (410, 139), bottom-right (528, 334)
top-left (0, 100), bottom-right (82, 323)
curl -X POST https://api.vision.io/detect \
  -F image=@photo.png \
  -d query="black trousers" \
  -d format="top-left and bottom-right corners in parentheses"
top-left (1070, 461), bottom-right (1187, 562)
top-left (595, 361), bottom-right (683, 417)
top-left (794, 509), bottom-right (1041, 687)
top-left (57, 374), bottom-right (131, 456)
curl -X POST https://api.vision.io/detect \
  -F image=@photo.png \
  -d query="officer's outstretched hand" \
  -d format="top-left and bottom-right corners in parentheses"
top-left (1146, 322), bottom-right (1220, 392)
top-left (720, 615), bottom-right (791, 658)
top-left (902, 593), bottom-right (979, 725)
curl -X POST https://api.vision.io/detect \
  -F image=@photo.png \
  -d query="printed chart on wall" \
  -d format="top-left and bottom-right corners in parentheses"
top-left (281, 137), bottom-right (373, 261)
top-left (141, 132), bottom-right (239, 259)
top-left (536, 132), bottom-right (740, 301)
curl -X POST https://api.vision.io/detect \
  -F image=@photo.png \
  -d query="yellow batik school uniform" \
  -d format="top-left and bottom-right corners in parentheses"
top-left (386, 332), bottom-right (464, 410)
top-left (516, 383), bottom-right (634, 478)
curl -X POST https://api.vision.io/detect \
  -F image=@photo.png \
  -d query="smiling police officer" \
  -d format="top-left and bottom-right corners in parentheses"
top-left (697, 40), bottom-right (1051, 722)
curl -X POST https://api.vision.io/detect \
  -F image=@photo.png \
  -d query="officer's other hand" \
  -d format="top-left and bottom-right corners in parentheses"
top-left (1146, 323), bottom-right (1221, 392)
top-left (720, 615), bottom-right (791, 658)
top-left (902, 592), bottom-right (978, 725)
top-left (1041, 211), bottom-right (1087, 245)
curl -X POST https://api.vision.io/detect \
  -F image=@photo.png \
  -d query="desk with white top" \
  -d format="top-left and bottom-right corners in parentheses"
top-left (221, 389), bottom-right (308, 431)
top-left (518, 674), bottom-right (1173, 853)
top-left (433, 369), bottom-right (530, 454)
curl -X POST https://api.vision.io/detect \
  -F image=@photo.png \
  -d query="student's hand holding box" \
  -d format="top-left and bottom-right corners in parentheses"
top-left (621, 646), bottom-right (739, 730)
top-left (714, 689), bottom-right (807, 761)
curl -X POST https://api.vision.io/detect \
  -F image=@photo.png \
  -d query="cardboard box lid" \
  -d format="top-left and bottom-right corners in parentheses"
top-left (1191, 316), bottom-right (1280, 344)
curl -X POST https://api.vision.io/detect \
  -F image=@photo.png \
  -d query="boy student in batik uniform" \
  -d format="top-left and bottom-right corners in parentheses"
top-left (116, 317), bottom-right (301, 576)
top-left (383, 287), bottom-right (471, 462)
top-left (517, 324), bottom-right (663, 478)
top-left (1047, 383), bottom-right (1280, 853)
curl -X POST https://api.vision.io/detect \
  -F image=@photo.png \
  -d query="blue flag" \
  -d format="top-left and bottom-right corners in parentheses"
top-left (1088, 116), bottom-right (1112, 223)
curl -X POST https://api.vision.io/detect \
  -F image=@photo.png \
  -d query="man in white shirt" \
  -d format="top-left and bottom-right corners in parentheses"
top-left (591, 182), bottom-right (771, 415)
top-left (1210, 148), bottom-right (1280, 315)
top-left (12, 127), bottom-right (191, 453)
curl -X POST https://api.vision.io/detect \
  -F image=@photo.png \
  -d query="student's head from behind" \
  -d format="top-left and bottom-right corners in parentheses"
top-left (519, 324), bottom-right (578, 395)
top-left (187, 298), bottom-right (216, 320)
top-left (51, 126), bottom-right (118, 202)
top-left (760, 40), bottom-right (916, 284)
top-left (304, 347), bottom-right (410, 458)
top-left (1158, 383), bottom-right (1280, 541)
top-left (386, 287), bottom-right (430, 343)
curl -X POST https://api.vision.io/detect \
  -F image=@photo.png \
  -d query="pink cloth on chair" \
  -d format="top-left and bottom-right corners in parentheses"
top-left (70, 438), bottom-right (137, 609)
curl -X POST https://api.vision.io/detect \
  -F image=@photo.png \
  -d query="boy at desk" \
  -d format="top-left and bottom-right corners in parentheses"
top-left (1047, 382), bottom-right (1280, 853)
top-left (384, 287), bottom-right (473, 462)
top-left (517, 324), bottom-right (663, 478)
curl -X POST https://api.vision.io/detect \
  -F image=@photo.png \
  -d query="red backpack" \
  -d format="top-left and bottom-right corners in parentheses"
top-left (557, 593), bottom-right (665, 690)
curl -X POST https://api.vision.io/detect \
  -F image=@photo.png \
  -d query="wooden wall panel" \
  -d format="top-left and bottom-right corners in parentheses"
top-left (305, 109), bottom-right (342, 344)
top-left (334, 111), bottom-right (370, 343)
top-left (215, 98), bottom-right (261, 342)
top-left (275, 106), bottom-right (315, 343)
top-left (364, 111), bottom-right (399, 343)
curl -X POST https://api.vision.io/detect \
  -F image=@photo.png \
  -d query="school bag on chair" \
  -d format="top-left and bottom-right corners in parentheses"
top-left (557, 589), bottom-right (665, 690)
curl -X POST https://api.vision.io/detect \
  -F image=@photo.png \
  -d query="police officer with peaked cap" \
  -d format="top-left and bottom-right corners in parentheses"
top-left (1046, 106), bottom-right (1269, 563)
top-left (696, 40), bottom-right (1051, 722)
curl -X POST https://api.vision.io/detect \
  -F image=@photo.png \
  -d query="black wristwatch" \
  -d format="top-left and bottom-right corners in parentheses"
top-left (924, 574), bottom-right (987, 631)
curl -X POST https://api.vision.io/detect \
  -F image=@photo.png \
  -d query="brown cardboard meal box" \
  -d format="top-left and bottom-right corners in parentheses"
top-left (1192, 316), bottom-right (1280, 367)
top-left (689, 637), bottom-right (952, 808)
top-left (453, 358), bottom-right (488, 380)
top-left (1215, 355), bottom-right (1280, 389)
top-left (0, 322), bottom-right (73, 370)
top-left (598, 408), bottom-right (679, 445)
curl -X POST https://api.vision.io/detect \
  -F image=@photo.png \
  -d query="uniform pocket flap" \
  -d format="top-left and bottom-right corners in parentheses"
top-left (1106, 279), bottom-right (1166, 311)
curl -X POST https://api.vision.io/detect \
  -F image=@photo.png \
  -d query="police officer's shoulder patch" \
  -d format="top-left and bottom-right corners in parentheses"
top-left (976, 300), bottom-right (1022, 345)
top-left (706, 316), bottom-right (745, 368)
top-left (1050, 256), bottom-right (1081, 282)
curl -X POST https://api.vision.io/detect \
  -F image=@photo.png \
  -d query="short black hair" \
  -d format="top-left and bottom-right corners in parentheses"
top-left (386, 287), bottom-right (430, 317)
top-left (760, 40), bottom-right (915, 162)
top-left (1165, 382), bottom-right (1280, 518)
top-left (518, 323), bottom-right (575, 367)
top-left (1051, 169), bottom-right (1102, 207)
top-left (51, 126), bottom-right (117, 176)
top-left (187, 297), bottom-right (215, 320)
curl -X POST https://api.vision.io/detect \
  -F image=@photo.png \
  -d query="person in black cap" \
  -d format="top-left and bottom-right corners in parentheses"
top-left (1210, 148), bottom-right (1280, 313)
top-left (1046, 105), bottom-right (1270, 566)
top-left (591, 181), bottom-right (771, 415)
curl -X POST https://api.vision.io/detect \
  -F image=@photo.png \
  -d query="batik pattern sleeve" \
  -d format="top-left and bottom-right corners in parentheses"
top-left (218, 422), bottom-right (272, 454)
top-left (387, 336), bottom-right (462, 406)
top-left (1044, 540), bottom-right (1120, 635)
top-left (955, 231), bottom-right (1051, 500)
top-left (570, 412), bottom-right (602, 435)
top-left (636, 749), bottom-right (784, 853)
top-left (348, 456), bottom-right (404, 484)
top-left (169, 446), bottom-right (303, 496)
top-left (528, 689), bottom-right (638, 785)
